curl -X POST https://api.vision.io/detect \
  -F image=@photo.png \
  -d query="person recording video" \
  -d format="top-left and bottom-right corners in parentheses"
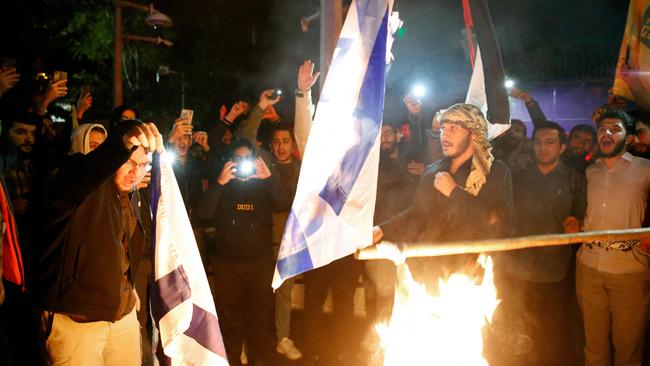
top-left (197, 138), bottom-right (293, 366)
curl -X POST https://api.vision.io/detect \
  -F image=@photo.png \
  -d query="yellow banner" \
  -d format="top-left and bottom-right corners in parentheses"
top-left (613, 0), bottom-right (650, 110)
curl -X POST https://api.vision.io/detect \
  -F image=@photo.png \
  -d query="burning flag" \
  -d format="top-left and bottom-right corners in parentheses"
top-left (612, 0), bottom-right (650, 111)
top-left (150, 152), bottom-right (228, 365)
top-left (273, 0), bottom-right (393, 289)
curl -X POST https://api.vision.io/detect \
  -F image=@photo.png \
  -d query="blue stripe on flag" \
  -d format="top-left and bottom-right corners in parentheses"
top-left (150, 153), bottom-right (161, 260)
top-left (184, 304), bottom-right (227, 356)
top-left (318, 8), bottom-right (389, 215)
top-left (150, 266), bottom-right (192, 323)
top-left (277, 210), bottom-right (314, 278)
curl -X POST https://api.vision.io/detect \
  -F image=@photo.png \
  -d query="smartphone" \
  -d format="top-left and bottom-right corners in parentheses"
top-left (81, 84), bottom-right (92, 96)
top-left (180, 109), bottom-right (194, 124)
top-left (270, 89), bottom-right (283, 99)
top-left (52, 70), bottom-right (67, 83)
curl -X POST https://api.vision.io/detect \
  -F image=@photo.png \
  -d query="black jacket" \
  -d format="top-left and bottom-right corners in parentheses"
top-left (198, 171), bottom-right (292, 261)
top-left (380, 158), bottom-right (513, 243)
top-left (35, 122), bottom-right (146, 321)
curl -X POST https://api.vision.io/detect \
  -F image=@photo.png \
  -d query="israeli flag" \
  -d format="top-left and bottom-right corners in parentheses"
top-left (273, 0), bottom-right (392, 289)
top-left (150, 152), bottom-right (228, 365)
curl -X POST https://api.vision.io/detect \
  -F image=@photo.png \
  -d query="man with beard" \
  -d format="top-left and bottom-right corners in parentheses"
top-left (372, 103), bottom-right (513, 282)
top-left (576, 108), bottom-right (650, 366)
top-left (364, 122), bottom-right (424, 324)
top-left (495, 121), bottom-right (586, 366)
top-left (562, 124), bottom-right (596, 174)
top-left (1, 113), bottom-right (38, 220)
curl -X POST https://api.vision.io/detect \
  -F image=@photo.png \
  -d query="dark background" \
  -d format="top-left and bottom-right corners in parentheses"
top-left (0, 0), bottom-right (627, 130)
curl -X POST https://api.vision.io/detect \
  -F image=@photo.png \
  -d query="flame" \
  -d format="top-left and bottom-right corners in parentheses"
top-left (376, 255), bottom-right (500, 365)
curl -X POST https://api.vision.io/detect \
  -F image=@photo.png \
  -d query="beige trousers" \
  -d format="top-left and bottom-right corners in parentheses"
top-left (47, 307), bottom-right (141, 366)
top-left (576, 262), bottom-right (650, 366)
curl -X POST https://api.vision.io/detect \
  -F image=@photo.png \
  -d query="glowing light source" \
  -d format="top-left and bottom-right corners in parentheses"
top-left (238, 160), bottom-right (255, 175)
top-left (376, 255), bottom-right (500, 365)
top-left (411, 84), bottom-right (426, 98)
top-left (160, 151), bottom-right (176, 165)
top-left (504, 79), bottom-right (515, 89)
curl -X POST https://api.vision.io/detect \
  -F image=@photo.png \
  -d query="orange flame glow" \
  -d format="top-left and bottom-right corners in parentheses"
top-left (376, 255), bottom-right (500, 365)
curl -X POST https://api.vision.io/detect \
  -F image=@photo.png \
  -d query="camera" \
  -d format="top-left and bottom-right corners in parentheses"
top-left (270, 89), bottom-right (283, 99)
top-left (233, 156), bottom-right (256, 179)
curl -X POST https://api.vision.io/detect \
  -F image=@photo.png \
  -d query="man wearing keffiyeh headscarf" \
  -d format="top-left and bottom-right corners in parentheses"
top-left (373, 102), bottom-right (513, 253)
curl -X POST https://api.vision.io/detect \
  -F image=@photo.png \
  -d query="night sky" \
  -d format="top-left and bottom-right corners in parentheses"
top-left (0, 0), bottom-right (628, 125)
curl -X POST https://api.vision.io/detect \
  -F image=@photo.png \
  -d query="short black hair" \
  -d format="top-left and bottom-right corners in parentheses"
top-left (569, 124), bottom-right (596, 140)
top-left (381, 123), bottom-right (399, 132)
top-left (511, 119), bottom-right (527, 136)
top-left (270, 122), bottom-right (295, 140)
top-left (110, 104), bottom-right (140, 128)
top-left (227, 138), bottom-right (256, 159)
top-left (595, 107), bottom-right (635, 135)
top-left (533, 121), bottom-right (567, 145)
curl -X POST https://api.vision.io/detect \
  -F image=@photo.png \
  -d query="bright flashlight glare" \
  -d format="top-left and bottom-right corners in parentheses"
top-left (160, 151), bottom-right (176, 165)
top-left (412, 84), bottom-right (426, 98)
top-left (505, 79), bottom-right (515, 88)
top-left (239, 160), bottom-right (254, 175)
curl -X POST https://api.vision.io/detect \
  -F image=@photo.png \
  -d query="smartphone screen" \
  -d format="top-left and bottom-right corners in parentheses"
top-left (52, 71), bottom-right (67, 83)
top-left (180, 109), bottom-right (194, 124)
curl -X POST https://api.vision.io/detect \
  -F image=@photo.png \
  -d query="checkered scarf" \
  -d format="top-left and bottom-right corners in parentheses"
top-left (436, 103), bottom-right (493, 196)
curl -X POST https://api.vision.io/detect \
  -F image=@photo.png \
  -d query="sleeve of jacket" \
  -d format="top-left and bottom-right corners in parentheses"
top-left (525, 99), bottom-right (548, 127)
top-left (197, 183), bottom-right (224, 221)
top-left (379, 168), bottom-right (437, 242)
top-left (237, 105), bottom-right (265, 144)
top-left (294, 91), bottom-right (315, 159)
top-left (50, 122), bottom-right (136, 208)
top-left (266, 165), bottom-right (295, 212)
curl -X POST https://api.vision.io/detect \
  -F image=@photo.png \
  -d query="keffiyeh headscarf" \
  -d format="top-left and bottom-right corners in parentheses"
top-left (436, 103), bottom-right (493, 196)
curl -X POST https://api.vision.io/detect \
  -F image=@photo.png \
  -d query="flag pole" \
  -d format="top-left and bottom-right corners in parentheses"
top-left (356, 228), bottom-right (650, 260)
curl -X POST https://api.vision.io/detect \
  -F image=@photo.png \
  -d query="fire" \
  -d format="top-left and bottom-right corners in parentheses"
top-left (376, 255), bottom-right (500, 365)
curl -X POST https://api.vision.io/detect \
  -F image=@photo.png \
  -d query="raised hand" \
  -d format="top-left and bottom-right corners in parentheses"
top-left (224, 101), bottom-right (249, 122)
top-left (259, 90), bottom-right (281, 111)
top-left (508, 86), bottom-right (533, 104)
top-left (250, 157), bottom-right (271, 180)
top-left (217, 161), bottom-right (236, 185)
top-left (0, 67), bottom-right (19, 95)
top-left (297, 60), bottom-right (320, 92)
top-left (168, 118), bottom-right (193, 144)
top-left (123, 122), bottom-right (164, 153)
top-left (403, 95), bottom-right (422, 115)
top-left (192, 131), bottom-right (210, 152)
top-left (76, 90), bottom-right (93, 119)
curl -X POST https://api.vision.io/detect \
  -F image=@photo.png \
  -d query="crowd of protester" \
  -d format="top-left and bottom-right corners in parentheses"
top-left (0, 53), bottom-right (649, 366)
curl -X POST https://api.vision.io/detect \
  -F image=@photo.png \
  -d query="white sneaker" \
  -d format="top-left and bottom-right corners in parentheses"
top-left (276, 337), bottom-right (303, 360)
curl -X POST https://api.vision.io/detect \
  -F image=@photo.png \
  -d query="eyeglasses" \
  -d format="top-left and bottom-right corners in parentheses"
top-left (126, 159), bottom-right (150, 171)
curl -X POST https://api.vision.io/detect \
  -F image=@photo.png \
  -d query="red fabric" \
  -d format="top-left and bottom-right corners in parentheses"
top-left (0, 182), bottom-right (24, 288)
top-left (461, 0), bottom-right (476, 68)
top-left (400, 123), bottom-right (412, 141)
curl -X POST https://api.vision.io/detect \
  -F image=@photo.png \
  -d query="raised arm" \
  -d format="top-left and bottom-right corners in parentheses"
top-left (294, 60), bottom-right (320, 158)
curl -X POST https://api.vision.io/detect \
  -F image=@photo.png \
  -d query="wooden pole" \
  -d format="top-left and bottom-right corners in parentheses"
top-left (356, 228), bottom-right (650, 260)
top-left (114, 4), bottom-right (123, 107)
top-left (320, 0), bottom-right (342, 90)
